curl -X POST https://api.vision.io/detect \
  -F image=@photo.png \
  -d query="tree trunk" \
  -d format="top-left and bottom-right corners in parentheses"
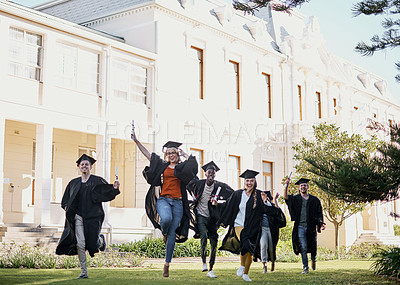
top-left (334, 221), bottom-right (339, 252)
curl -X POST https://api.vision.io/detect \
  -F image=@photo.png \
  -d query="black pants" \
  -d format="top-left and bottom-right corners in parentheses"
top-left (197, 214), bottom-right (218, 270)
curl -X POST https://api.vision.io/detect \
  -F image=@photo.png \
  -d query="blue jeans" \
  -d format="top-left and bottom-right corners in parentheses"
top-left (156, 197), bottom-right (183, 263)
top-left (298, 226), bottom-right (315, 269)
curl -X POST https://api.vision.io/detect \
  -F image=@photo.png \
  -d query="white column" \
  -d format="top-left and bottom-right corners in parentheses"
top-left (34, 124), bottom-right (53, 226)
top-left (95, 134), bottom-right (105, 177)
top-left (101, 131), bottom-right (113, 243)
top-left (0, 116), bottom-right (5, 225)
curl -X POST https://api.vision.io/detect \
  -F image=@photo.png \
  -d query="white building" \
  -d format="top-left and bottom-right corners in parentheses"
top-left (0, 0), bottom-right (399, 249)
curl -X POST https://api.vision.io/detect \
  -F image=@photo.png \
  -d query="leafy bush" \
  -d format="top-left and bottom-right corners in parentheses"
top-left (57, 255), bottom-right (79, 269)
top-left (345, 242), bottom-right (389, 260)
top-left (113, 236), bottom-right (231, 258)
top-left (279, 217), bottom-right (293, 242)
top-left (370, 247), bottom-right (400, 280)
top-left (0, 242), bottom-right (143, 269)
top-left (394, 225), bottom-right (400, 236)
top-left (276, 240), bottom-right (300, 262)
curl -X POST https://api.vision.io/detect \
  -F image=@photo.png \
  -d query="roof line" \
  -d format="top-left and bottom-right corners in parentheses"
top-left (33, 0), bottom-right (71, 10)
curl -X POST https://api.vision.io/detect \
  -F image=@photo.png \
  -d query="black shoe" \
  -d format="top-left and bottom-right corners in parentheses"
top-left (99, 234), bottom-right (106, 251)
top-left (311, 260), bottom-right (316, 270)
top-left (77, 273), bottom-right (88, 279)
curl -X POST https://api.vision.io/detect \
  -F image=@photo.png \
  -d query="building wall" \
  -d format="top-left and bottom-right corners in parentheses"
top-left (1, 0), bottom-right (400, 247)
top-left (0, 2), bottom-right (156, 232)
top-left (3, 120), bottom-right (36, 223)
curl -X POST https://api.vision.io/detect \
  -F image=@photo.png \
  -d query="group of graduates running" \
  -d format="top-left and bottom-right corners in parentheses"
top-left (55, 130), bottom-right (325, 282)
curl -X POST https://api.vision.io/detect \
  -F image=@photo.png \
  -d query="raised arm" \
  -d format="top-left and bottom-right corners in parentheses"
top-left (283, 177), bottom-right (290, 200)
top-left (274, 192), bottom-right (281, 208)
top-left (131, 129), bottom-right (151, 161)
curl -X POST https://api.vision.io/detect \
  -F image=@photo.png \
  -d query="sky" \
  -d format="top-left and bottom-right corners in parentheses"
top-left (10, 0), bottom-right (400, 103)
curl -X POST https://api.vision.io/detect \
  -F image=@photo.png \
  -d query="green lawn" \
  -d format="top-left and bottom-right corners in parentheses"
top-left (0, 259), bottom-right (396, 284)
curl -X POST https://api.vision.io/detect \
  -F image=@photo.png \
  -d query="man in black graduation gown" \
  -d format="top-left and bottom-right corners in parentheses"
top-left (283, 177), bottom-right (325, 274)
top-left (187, 161), bottom-right (233, 278)
top-left (56, 154), bottom-right (120, 279)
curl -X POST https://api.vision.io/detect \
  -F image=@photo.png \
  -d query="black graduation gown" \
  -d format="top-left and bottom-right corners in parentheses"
top-left (143, 153), bottom-right (198, 243)
top-left (218, 189), bottom-right (282, 256)
top-left (56, 175), bottom-right (120, 257)
top-left (186, 178), bottom-right (234, 237)
top-left (285, 194), bottom-right (324, 256)
top-left (253, 191), bottom-right (286, 262)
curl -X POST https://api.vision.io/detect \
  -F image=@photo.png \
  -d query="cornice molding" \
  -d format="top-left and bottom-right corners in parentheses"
top-left (81, 3), bottom-right (284, 59)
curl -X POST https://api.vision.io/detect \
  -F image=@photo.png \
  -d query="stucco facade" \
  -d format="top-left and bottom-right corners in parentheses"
top-left (1, 0), bottom-right (399, 249)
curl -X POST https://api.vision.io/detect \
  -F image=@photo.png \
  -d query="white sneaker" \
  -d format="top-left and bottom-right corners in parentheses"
top-left (207, 270), bottom-right (217, 278)
top-left (242, 274), bottom-right (252, 282)
top-left (236, 265), bottom-right (245, 277)
top-left (202, 263), bottom-right (208, 272)
top-left (301, 267), bottom-right (309, 274)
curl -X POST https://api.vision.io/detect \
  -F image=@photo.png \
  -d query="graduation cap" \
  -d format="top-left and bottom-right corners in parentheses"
top-left (162, 141), bottom-right (182, 149)
top-left (295, 178), bottom-right (310, 185)
top-left (202, 161), bottom-right (220, 172)
top-left (76, 154), bottom-right (96, 166)
top-left (239, 169), bottom-right (259, 179)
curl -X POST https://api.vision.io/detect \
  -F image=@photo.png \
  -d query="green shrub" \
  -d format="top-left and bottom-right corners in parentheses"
top-left (58, 255), bottom-right (79, 269)
top-left (279, 217), bottom-right (293, 242)
top-left (394, 225), bottom-right (400, 236)
top-left (346, 242), bottom-right (389, 260)
top-left (370, 247), bottom-right (400, 280)
top-left (276, 240), bottom-right (300, 262)
top-left (113, 236), bottom-right (232, 258)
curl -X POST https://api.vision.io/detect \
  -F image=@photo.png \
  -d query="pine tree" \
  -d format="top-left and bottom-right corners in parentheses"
top-left (303, 122), bottom-right (400, 203)
top-left (232, 0), bottom-right (310, 14)
top-left (353, 0), bottom-right (400, 82)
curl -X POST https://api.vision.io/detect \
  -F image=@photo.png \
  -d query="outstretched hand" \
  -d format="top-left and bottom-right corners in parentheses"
top-left (285, 177), bottom-right (290, 187)
top-left (131, 124), bottom-right (137, 142)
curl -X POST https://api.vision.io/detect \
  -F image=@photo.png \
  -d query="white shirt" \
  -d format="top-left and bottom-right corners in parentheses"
top-left (234, 191), bottom-right (250, 227)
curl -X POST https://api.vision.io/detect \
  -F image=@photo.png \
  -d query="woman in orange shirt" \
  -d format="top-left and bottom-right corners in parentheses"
top-left (132, 131), bottom-right (197, 278)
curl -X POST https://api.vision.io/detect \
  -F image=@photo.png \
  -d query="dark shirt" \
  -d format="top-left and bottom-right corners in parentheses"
top-left (299, 197), bottom-right (308, 227)
top-left (75, 182), bottom-right (87, 217)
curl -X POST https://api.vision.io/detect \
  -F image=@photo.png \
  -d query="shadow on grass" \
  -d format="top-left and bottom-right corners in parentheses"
top-left (0, 260), bottom-right (396, 284)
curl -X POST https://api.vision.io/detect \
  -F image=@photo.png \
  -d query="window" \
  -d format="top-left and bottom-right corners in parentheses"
top-left (112, 60), bottom-right (148, 104)
top-left (228, 155), bottom-right (241, 189)
top-left (263, 73), bottom-right (272, 118)
top-left (57, 43), bottom-right (100, 94)
top-left (8, 27), bottom-right (42, 80)
top-left (263, 161), bottom-right (273, 195)
top-left (316, 91), bottom-right (322, 119)
top-left (190, 148), bottom-right (204, 178)
top-left (298, 85), bottom-right (303, 121)
top-left (190, 46), bottom-right (204, 99)
top-left (229, 60), bottom-right (240, 109)
top-left (333, 98), bottom-right (337, 115)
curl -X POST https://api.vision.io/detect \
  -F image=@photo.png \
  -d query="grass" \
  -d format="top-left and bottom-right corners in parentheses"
top-left (0, 259), bottom-right (397, 284)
